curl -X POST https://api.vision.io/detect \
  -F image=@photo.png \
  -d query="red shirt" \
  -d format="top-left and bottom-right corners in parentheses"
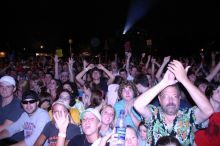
top-left (195, 112), bottom-right (220, 146)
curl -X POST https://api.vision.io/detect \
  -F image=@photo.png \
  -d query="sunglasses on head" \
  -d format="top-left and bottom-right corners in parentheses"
top-left (21, 99), bottom-right (37, 104)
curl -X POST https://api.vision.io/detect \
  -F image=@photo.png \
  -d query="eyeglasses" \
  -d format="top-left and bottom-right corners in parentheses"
top-left (21, 100), bottom-right (37, 104)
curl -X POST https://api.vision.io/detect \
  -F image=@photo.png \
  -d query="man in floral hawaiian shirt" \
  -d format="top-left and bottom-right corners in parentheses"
top-left (134, 60), bottom-right (214, 146)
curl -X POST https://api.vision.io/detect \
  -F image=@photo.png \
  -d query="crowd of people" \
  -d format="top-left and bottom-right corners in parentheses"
top-left (0, 47), bottom-right (220, 146)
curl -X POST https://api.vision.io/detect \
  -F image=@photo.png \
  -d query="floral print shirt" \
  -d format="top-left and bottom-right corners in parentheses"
top-left (144, 105), bottom-right (207, 146)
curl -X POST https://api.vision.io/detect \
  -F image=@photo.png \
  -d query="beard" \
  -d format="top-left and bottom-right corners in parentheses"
top-left (161, 103), bottom-right (179, 115)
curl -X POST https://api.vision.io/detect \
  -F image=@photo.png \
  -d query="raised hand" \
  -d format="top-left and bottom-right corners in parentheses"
top-left (87, 64), bottom-right (95, 70)
top-left (167, 60), bottom-right (190, 83)
top-left (67, 57), bottom-right (75, 66)
top-left (97, 64), bottom-right (105, 70)
top-left (53, 110), bottom-right (69, 133)
top-left (163, 56), bottom-right (171, 64)
top-left (162, 69), bottom-right (178, 86)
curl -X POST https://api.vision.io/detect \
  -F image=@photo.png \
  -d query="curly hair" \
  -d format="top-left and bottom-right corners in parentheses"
top-left (118, 80), bottom-right (139, 99)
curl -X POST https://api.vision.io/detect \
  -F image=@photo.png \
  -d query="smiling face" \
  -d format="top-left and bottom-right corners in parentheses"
top-left (48, 79), bottom-right (57, 91)
top-left (0, 84), bottom-right (15, 99)
top-left (21, 99), bottom-right (39, 116)
top-left (158, 86), bottom-right (180, 115)
top-left (101, 106), bottom-right (115, 126)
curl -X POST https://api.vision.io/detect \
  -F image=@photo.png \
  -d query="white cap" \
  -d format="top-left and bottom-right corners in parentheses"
top-left (80, 108), bottom-right (101, 121)
top-left (0, 76), bottom-right (16, 86)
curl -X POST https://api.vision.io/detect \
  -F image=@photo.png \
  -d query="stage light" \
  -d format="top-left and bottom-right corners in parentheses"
top-left (123, 0), bottom-right (152, 35)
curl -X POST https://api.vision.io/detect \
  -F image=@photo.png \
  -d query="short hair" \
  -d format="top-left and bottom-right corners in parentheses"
top-left (113, 75), bottom-right (124, 84)
top-left (126, 125), bottom-right (138, 137)
top-left (133, 74), bottom-right (149, 87)
top-left (119, 68), bottom-right (127, 74)
top-left (205, 82), bottom-right (220, 98)
top-left (194, 77), bottom-right (209, 87)
top-left (156, 136), bottom-right (182, 146)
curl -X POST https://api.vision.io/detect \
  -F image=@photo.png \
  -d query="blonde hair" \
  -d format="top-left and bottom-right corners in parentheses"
top-left (100, 104), bottom-right (116, 129)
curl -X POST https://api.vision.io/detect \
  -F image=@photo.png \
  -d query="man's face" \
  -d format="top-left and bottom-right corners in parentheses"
top-left (125, 127), bottom-right (139, 146)
top-left (119, 71), bottom-right (127, 80)
top-left (130, 67), bottom-right (138, 78)
top-left (0, 84), bottom-right (15, 99)
top-left (158, 86), bottom-right (180, 115)
top-left (21, 99), bottom-right (38, 116)
top-left (81, 112), bottom-right (100, 136)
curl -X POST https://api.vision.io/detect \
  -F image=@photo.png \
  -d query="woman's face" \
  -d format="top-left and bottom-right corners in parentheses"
top-left (63, 84), bottom-right (73, 93)
top-left (101, 106), bottom-right (115, 125)
top-left (122, 86), bottom-right (134, 101)
top-left (48, 79), bottom-right (57, 90)
top-left (59, 91), bottom-right (71, 105)
top-left (52, 104), bottom-right (68, 121)
top-left (139, 125), bottom-right (147, 140)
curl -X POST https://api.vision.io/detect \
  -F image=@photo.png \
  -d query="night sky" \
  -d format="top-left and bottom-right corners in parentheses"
top-left (1, 0), bottom-right (219, 54)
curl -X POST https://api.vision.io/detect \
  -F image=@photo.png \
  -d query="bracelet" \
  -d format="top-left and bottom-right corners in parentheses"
top-left (58, 133), bottom-right (66, 138)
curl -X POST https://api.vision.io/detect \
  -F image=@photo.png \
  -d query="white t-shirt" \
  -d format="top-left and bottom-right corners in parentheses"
top-left (7, 108), bottom-right (50, 146)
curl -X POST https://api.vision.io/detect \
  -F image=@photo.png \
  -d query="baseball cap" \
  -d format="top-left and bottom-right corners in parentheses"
top-left (52, 99), bottom-right (70, 109)
top-left (22, 90), bottom-right (39, 101)
top-left (0, 76), bottom-right (16, 86)
top-left (80, 108), bottom-right (101, 121)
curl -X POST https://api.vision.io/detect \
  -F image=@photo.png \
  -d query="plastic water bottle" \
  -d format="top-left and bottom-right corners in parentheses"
top-left (115, 109), bottom-right (126, 146)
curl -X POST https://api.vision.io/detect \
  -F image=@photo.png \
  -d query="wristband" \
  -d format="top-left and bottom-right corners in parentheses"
top-left (58, 133), bottom-right (66, 138)
top-left (84, 68), bottom-right (88, 71)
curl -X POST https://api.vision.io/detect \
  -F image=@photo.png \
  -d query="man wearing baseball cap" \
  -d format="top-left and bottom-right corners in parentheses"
top-left (55, 108), bottom-right (102, 146)
top-left (0, 75), bottom-right (24, 144)
top-left (0, 90), bottom-right (50, 146)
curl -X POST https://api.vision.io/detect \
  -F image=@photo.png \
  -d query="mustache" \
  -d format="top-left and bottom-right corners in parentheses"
top-left (166, 103), bottom-right (176, 107)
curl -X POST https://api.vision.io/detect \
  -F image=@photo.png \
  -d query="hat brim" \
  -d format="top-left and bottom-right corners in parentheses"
top-left (0, 81), bottom-right (15, 86)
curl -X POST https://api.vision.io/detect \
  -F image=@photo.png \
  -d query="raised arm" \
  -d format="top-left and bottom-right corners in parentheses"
top-left (168, 60), bottom-right (214, 123)
top-left (54, 111), bottom-right (70, 146)
top-left (125, 52), bottom-right (132, 74)
top-left (156, 56), bottom-right (170, 81)
top-left (97, 64), bottom-right (115, 85)
top-left (206, 61), bottom-right (220, 82)
top-left (134, 70), bottom-right (177, 120)
top-left (54, 55), bottom-right (60, 80)
top-left (67, 57), bottom-right (75, 83)
top-left (75, 64), bottom-right (94, 86)
top-left (144, 55), bottom-right (151, 71)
